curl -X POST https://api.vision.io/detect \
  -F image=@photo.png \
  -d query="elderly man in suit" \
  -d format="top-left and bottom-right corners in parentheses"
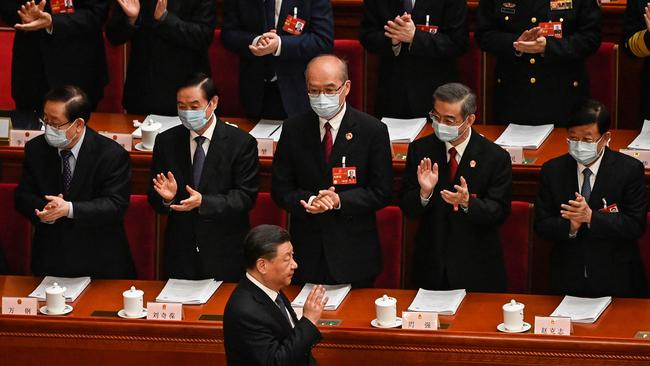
top-left (272, 54), bottom-right (393, 288)
top-left (224, 224), bottom-right (327, 366)
top-left (400, 82), bottom-right (512, 292)
top-left (535, 99), bottom-right (648, 297)
top-left (148, 73), bottom-right (260, 281)
top-left (221, 0), bottom-right (334, 119)
top-left (15, 85), bottom-right (135, 278)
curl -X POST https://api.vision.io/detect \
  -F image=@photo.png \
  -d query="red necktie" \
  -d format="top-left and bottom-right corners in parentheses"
top-left (448, 147), bottom-right (458, 183)
top-left (323, 122), bottom-right (333, 163)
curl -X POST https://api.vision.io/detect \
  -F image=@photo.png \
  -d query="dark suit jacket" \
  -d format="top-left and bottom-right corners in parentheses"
top-left (400, 130), bottom-right (511, 292)
top-left (360, 0), bottom-right (468, 119)
top-left (224, 276), bottom-right (321, 366)
top-left (221, 0), bottom-right (334, 118)
top-left (271, 106), bottom-right (393, 284)
top-left (475, 0), bottom-right (601, 126)
top-left (14, 128), bottom-right (135, 278)
top-left (534, 148), bottom-right (648, 297)
top-left (148, 119), bottom-right (260, 281)
top-left (1, 0), bottom-right (108, 110)
top-left (106, 0), bottom-right (216, 115)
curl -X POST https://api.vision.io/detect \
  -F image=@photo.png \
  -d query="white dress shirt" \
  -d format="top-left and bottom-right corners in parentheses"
top-left (56, 127), bottom-right (87, 220)
top-left (576, 150), bottom-right (604, 196)
top-left (189, 113), bottom-right (217, 163)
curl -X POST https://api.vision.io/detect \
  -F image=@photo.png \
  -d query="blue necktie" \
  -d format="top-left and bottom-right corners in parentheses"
top-left (60, 150), bottom-right (73, 194)
top-left (193, 136), bottom-right (206, 189)
top-left (581, 168), bottom-right (592, 202)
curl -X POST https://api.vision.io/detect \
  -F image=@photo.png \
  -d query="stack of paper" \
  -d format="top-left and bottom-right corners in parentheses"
top-left (381, 118), bottom-right (427, 143)
top-left (495, 123), bottom-right (554, 149)
top-left (627, 120), bottom-right (650, 150)
top-left (249, 119), bottom-right (283, 142)
top-left (291, 283), bottom-right (351, 311)
top-left (29, 276), bottom-right (91, 302)
top-left (155, 279), bottom-right (222, 304)
top-left (550, 295), bottom-right (612, 323)
top-left (132, 115), bottom-right (182, 138)
top-left (407, 289), bottom-right (466, 315)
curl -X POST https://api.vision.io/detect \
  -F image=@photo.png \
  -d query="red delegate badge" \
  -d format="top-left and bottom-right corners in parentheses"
top-left (282, 14), bottom-right (306, 35)
top-left (332, 167), bottom-right (357, 185)
top-left (539, 22), bottom-right (563, 38)
top-left (50, 0), bottom-right (75, 14)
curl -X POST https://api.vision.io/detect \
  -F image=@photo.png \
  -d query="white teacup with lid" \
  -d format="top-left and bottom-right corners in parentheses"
top-left (141, 119), bottom-right (161, 150)
top-left (375, 294), bottom-right (397, 327)
top-left (123, 286), bottom-right (144, 318)
top-left (45, 282), bottom-right (67, 314)
top-left (502, 299), bottom-right (525, 331)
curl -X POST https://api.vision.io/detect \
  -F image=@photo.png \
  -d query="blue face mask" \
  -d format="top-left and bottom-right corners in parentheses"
top-left (568, 136), bottom-right (604, 166)
top-left (178, 104), bottom-right (210, 131)
top-left (309, 93), bottom-right (342, 120)
top-left (432, 118), bottom-right (466, 143)
top-left (44, 120), bottom-right (77, 148)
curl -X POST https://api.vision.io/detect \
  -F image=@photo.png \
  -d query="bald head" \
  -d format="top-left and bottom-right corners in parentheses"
top-left (305, 54), bottom-right (349, 85)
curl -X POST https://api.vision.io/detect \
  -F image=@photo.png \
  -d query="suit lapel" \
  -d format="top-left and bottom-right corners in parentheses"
top-left (302, 112), bottom-right (327, 175)
top-left (175, 127), bottom-right (193, 189)
top-left (430, 135), bottom-right (450, 186)
top-left (198, 119), bottom-right (226, 191)
top-left (328, 108), bottom-right (357, 169)
top-left (563, 154), bottom-right (579, 202)
top-left (277, 0), bottom-right (293, 34)
top-left (587, 148), bottom-right (613, 208)
top-left (244, 278), bottom-right (293, 332)
top-left (66, 128), bottom-right (95, 200)
top-left (455, 131), bottom-right (483, 186)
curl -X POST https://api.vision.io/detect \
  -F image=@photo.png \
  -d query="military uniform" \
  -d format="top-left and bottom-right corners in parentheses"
top-left (476, 0), bottom-right (601, 126)
top-left (623, 0), bottom-right (650, 124)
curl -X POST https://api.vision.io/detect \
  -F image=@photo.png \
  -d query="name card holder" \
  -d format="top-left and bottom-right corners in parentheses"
top-left (620, 149), bottom-right (650, 168)
top-left (402, 311), bottom-right (438, 330)
top-left (0, 118), bottom-right (10, 141)
top-left (146, 302), bottom-right (182, 321)
top-left (502, 146), bottom-right (524, 165)
top-left (99, 132), bottom-right (133, 151)
top-left (10, 130), bottom-right (44, 147)
top-left (534, 316), bottom-right (571, 336)
top-left (2, 297), bottom-right (38, 316)
top-left (257, 138), bottom-right (274, 157)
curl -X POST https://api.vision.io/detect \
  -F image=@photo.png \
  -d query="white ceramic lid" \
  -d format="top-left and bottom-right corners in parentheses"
top-left (141, 119), bottom-right (162, 132)
top-left (502, 299), bottom-right (524, 311)
top-left (46, 282), bottom-right (66, 295)
top-left (375, 294), bottom-right (397, 306)
top-left (123, 285), bottom-right (144, 298)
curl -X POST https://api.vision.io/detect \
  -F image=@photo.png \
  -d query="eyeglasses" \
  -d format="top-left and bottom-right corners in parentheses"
top-left (39, 117), bottom-right (74, 131)
top-left (566, 135), bottom-right (603, 144)
top-left (428, 110), bottom-right (466, 126)
top-left (307, 83), bottom-right (345, 98)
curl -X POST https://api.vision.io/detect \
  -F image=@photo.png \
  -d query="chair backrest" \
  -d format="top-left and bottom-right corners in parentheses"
top-left (333, 39), bottom-right (365, 111)
top-left (250, 192), bottom-right (287, 228)
top-left (374, 206), bottom-right (403, 289)
top-left (96, 32), bottom-right (125, 113)
top-left (0, 28), bottom-right (15, 110)
top-left (499, 201), bottom-right (532, 293)
top-left (586, 42), bottom-right (618, 127)
top-left (638, 212), bottom-right (650, 288)
top-left (209, 29), bottom-right (246, 118)
top-left (124, 195), bottom-right (157, 280)
top-left (0, 183), bottom-right (32, 275)
top-left (458, 32), bottom-right (482, 123)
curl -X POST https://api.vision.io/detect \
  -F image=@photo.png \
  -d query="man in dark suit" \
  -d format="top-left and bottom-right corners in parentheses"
top-left (360, 0), bottom-right (468, 119)
top-left (535, 99), bottom-right (648, 298)
top-left (623, 0), bottom-right (650, 126)
top-left (106, 0), bottom-right (216, 116)
top-left (400, 83), bottom-right (511, 292)
top-left (272, 55), bottom-right (393, 287)
top-left (14, 86), bottom-right (135, 279)
top-left (148, 73), bottom-right (260, 281)
top-left (0, 0), bottom-right (108, 128)
top-left (475, 0), bottom-right (601, 126)
top-left (224, 225), bottom-right (327, 366)
top-left (221, 0), bottom-right (334, 119)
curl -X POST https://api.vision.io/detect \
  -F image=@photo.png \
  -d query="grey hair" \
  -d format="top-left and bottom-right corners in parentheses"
top-left (433, 83), bottom-right (477, 119)
top-left (305, 54), bottom-right (349, 83)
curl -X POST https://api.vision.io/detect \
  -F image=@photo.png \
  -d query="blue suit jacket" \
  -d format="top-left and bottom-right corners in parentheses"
top-left (221, 0), bottom-right (334, 118)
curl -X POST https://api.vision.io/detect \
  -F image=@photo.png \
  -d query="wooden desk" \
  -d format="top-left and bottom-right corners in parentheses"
top-left (0, 113), bottom-right (644, 203)
top-left (1, 275), bottom-right (650, 365)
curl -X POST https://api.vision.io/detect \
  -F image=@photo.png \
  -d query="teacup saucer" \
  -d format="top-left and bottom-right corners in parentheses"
top-left (134, 142), bottom-right (153, 151)
top-left (371, 317), bottom-right (403, 328)
top-left (497, 322), bottom-right (531, 333)
top-left (39, 304), bottom-right (73, 316)
top-left (117, 309), bottom-right (148, 319)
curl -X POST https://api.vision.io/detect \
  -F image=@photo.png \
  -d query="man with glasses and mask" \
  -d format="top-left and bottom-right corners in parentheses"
top-left (400, 83), bottom-right (511, 292)
top-left (148, 73), bottom-right (260, 281)
top-left (271, 54), bottom-right (392, 287)
top-left (14, 85), bottom-right (135, 279)
top-left (535, 99), bottom-right (648, 298)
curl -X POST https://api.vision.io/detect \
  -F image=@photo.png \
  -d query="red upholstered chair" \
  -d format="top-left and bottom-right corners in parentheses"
top-left (210, 29), bottom-right (246, 117)
top-left (333, 39), bottom-right (365, 111)
top-left (97, 32), bottom-right (126, 113)
top-left (374, 206), bottom-right (403, 289)
top-left (0, 183), bottom-right (32, 275)
top-left (0, 28), bottom-right (16, 110)
top-left (124, 195), bottom-right (157, 280)
top-left (638, 213), bottom-right (650, 288)
top-left (250, 192), bottom-right (287, 228)
top-left (458, 32), bottom-right (482, 123)
top-left (499, 201), bottom-right (532, 293)
top-left (586, 42), bottom-right (618, 126)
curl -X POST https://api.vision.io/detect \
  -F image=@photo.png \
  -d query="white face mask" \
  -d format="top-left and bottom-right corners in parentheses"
top-left (309, 93), bottom-right (342, 119)
top-left (431, 117), bottom-right (467, 143)
top-left (44, 120), bottom-right (77, 148)
top-left (568, 136), bottom-right (604, 166)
